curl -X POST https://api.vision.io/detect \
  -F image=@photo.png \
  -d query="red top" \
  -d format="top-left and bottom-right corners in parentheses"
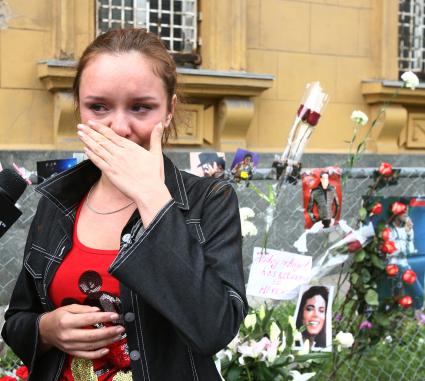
top-left (49, 198), bottom-right (130, 381)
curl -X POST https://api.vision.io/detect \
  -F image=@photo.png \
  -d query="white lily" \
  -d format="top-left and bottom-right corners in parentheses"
top-left (244, 313), bottom-right (257, 330)
top-left (289, 370), bottom-right (316, 381)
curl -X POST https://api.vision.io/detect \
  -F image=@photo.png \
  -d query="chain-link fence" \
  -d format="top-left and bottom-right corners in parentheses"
top-left (1, 166), bottom-right (425, 379)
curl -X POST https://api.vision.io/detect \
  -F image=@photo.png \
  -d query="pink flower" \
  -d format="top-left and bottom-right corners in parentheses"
top-left (359, 320), bottom-right (373, 330)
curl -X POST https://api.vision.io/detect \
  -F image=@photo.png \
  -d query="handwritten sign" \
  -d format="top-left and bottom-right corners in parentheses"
top-left (246, 247), bottom-right (312, 300)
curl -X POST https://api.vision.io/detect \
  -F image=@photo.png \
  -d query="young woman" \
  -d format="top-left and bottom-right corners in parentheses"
top-left (296, 286), bottom-right (328, 349)
top-left (2, 29), bottom-right (247, 381)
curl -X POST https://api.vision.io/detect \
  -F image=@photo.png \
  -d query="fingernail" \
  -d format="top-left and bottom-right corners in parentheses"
top-left (77, 131), bottom-right (85, 137)
top-left (116, 327), bottom-right (125, 334)
top-left (101, 348), bottom-right (109, 355)
top-left (88, 120), bottom-right (95, 126)
top-left (91, 306), bottom-right (100, 311)
top-left (77, 123), bottom-right (85, 130)
top-left (110, 313), bottom-right (119, 320)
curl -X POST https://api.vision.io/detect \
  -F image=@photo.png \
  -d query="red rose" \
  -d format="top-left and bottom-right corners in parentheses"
top-left (390, 201), bottom-right (407, 216)
top-left (0, 376), bottom-right (17, 381)
top-left (402, 269), bottom-right (417, 285)
top-left (370, 203), bottom-right (382, 215)
top-left (306, 111), bottom-right (321, 126)
top-left (398, 295), bottom-right (413, 309)
top-left (347, 240), bottom-right (362, 253)
top-left (385, 264), bottom-right (399, 277)
top-left (381, 227), bottom-right (391, 241)
top-left (16, 365), bottom-right (29, 380)
top-left (378, 162), bottom-right (393, 177)
top-left (380, 240), bottom-right (397, 255)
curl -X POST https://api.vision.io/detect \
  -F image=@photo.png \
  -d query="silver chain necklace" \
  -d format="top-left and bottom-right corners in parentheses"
top-left (85, 183), bottom-right (135, 215)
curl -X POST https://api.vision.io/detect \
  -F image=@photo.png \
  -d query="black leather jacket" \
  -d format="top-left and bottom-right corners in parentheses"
top-left (2, 156), bottom-right (248, 381)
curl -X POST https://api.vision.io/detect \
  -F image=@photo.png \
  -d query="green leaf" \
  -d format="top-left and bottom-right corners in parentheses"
top-left (361, 268), bottom-right (371, 283)
top-left (371, 254), bottom-right (386, 270)
top-left (359, 207), bottom-right (367, 221)
top-left (227, 367), bottom-right (242, 381)
top-left (355, 250), bottom-right (366, 262)
top-left (351, 272), bottom-right (359, 285)
top-left (365, 289), bottom-right (379, 306)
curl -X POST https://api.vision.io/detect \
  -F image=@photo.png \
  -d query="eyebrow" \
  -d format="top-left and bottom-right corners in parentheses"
top-left (83, 95), bottom-right (158, 102)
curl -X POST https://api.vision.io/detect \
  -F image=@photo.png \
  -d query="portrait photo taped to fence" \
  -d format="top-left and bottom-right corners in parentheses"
top-left (1, 29), bottom-right (248, 381)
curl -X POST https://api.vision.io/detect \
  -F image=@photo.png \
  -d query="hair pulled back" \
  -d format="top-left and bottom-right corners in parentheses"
top-left (73, 28), bottom-right (177, 143)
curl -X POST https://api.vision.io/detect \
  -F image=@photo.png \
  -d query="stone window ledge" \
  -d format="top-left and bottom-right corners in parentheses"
top-left (361, 80), bottom-right (425, 152)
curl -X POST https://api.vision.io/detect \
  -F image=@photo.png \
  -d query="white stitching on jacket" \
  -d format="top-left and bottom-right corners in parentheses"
top-left (111, 201), bottom-right (175, 270)
top-left (135, 293), bottom-right (151, 381)
top-left (187, 347), bottom-right (200, 381)
top-left (130, 291), bottom-right (147, 381)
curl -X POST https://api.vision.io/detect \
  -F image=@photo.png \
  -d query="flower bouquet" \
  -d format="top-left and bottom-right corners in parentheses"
top-left (215, 304), bottom-right (330, 381)
top-left (279, 82), bottom-right (328, 184)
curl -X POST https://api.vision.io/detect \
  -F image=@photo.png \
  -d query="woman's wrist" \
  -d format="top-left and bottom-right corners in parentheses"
top-left (135, 184), bottom-right (172, 228)
top-left (38, 312), bottom-right (53, 353)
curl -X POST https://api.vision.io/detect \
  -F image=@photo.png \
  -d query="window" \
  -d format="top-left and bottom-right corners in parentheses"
top-left (398, 0), bottom-right (425, 76)
top-left (96, 0), bottom-right (198, 53)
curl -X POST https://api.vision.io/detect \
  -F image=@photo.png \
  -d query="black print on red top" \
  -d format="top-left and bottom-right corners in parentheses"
top-left (76, 270), bottom-right (123, 324)
top-left (60, 270), bottom-right (131, 377)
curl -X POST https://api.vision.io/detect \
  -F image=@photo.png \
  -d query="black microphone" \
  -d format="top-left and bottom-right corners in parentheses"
top-left (0, 168), bottom-right (28, 238)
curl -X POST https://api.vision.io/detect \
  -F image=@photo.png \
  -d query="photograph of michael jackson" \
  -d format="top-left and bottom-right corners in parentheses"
top-left (302, 167), bottom-right (342, 229)
top-left (293, 285), bottom-right (334, 351)
top-left (190, 152), bottom-right (226, 178)
top-left (230, 149), bottom-right (259, 183)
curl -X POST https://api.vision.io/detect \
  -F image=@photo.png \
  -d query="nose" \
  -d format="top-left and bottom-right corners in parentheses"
top-left (108, 111), bottom-right (131, 137)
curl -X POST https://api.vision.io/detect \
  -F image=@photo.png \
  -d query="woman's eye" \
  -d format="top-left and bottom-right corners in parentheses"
top-left (131, 103), bottom-right (152, 112)
top-left (89, 104), bottom-right (107, 112)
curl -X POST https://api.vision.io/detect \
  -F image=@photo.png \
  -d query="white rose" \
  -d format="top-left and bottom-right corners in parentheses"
top-left (241, 220), bottom-right (258, 237)
top-left (335, 331), bottom-right (354, 349)
top-left (401, 71), bottom-right (419, 90)
top-left (239, 207), bottom-right (255, 221)
top-left (350, 110), bottom-right (368, 126)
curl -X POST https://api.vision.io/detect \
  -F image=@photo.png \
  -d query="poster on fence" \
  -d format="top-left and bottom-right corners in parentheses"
top-left (293, 284), bottom-right (334, 352)
top-left (246, 247), bottom-right (312, 300)
top-left (367, 196), bottom-right (425, 309)
top-left (190, 152), bottom-right (226, 178)
top-left (302, 166), bottom-right (342, 229)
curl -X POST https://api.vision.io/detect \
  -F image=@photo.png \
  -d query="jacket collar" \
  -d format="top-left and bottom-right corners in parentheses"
top-left (35, 154), bottom-right (189, 215)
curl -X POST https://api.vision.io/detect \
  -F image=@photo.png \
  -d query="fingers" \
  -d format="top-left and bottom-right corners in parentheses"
top-left (70, 325), bottom-right (125, 343)
top-left (78, 124), bottom-right (114, 161)
top-left (86, 120), bottom-right (126, 147)
top-left (149, 122), bottom-right (164, 155)
top-left (62, 304), bottom-right (100, 314)
top-left (64, 311), bottom-right (121, 329)
top-left (69, 348), bottom-right (110, 360)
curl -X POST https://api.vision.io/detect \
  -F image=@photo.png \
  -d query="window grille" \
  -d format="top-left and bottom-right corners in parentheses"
top-left (96, 0), bottom-right (197, 53)
top-left (398, 0), bottom-right (425, 74)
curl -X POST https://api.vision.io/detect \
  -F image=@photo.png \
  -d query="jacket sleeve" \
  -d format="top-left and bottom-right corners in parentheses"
top-left (109, 181), bottom-right (248, 356)
top-left (307, 190), bottom-right (317, 223)
top-left (1, 212), bottom-right (46, 372)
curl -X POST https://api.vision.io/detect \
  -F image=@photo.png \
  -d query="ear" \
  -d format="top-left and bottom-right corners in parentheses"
top-left (165, 94), bottom-right (177, 128)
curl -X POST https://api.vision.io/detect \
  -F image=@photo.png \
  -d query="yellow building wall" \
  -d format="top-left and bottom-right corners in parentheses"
top-left (0, 0), bottom-right (423, 153)
top-left (246, 0), bottom-right (383, 152)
